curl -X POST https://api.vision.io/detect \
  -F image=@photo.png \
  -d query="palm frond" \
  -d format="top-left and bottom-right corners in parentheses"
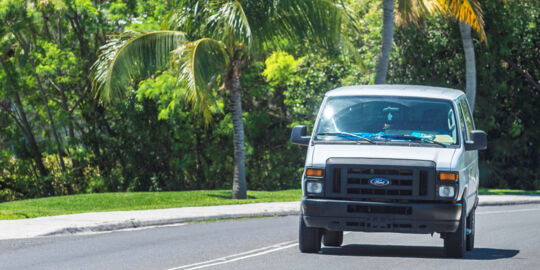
top-left (207, 1), bottom-right (252, 49)
top-left (433, 0), bottom-right (486, 41)
top-left (92, 31), bottom-right (187, 101)
top-left (396, 0), bottom-right (430, 26)
top-left (268, 0), bottom-right (356, 54)
top-left (162, 0), bottom-right (211, 38)
top-left (171, 38), bottom-right (228, 121)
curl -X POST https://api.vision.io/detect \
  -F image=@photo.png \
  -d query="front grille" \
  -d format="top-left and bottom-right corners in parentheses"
top-left (332, 168), bottom-right (341, 193)
top-left (347, 204), bottom-right (412, 215)
top-left (344, 221), bottom-right (428, 231)
top-left (326, 158), bottom-right (436, 200)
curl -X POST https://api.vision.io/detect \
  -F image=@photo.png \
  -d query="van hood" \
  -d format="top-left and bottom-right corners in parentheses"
top-left (309, 144), bottom-right (456, 170)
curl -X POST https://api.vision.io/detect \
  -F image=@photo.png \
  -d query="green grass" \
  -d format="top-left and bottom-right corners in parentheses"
top-left (2, 188), bottom-right (538, 220)
top-left (478, 188), bottom-right (540, 196)
top-left (0, 189), bottom-right (301, 220)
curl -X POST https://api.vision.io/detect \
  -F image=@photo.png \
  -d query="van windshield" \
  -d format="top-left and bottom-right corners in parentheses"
top-left (315, 96), bottom-right (458, 146)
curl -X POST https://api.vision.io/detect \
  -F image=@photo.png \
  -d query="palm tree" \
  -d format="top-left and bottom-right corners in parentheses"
top-left (374, 0), bottom-right (395, 84)
top-left (92, 0), bottom-right (352, 199)
top-left (375, 0), bottom-right (486, 109)
top-left (459, 22), bottom-right (477, 110)
top-left (436, 1), bottom-right (485, 110)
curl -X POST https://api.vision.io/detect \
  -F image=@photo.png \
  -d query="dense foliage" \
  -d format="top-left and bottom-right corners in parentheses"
top-left (0, 0), bottom-right (538, 202)
top-left (389, 0), bottom-right (540, 189)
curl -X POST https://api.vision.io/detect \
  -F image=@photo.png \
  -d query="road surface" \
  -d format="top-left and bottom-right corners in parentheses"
top-left (1, 204), bottom-right (539, 270)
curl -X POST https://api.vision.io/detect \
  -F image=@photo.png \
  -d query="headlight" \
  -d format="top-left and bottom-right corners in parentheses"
top-left (439, 186), bottom-right (455, 198)
top-left (306, 181), bottom-right (323, 194)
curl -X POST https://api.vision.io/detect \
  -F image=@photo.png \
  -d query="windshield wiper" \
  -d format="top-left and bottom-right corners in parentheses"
top-left (316, 132), bottom-right (376, 144)
top-left (380, 134), bottom-right (447, 148)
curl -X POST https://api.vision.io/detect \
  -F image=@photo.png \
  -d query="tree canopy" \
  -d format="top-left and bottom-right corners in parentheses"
top-left (0, 0), bottom-right (538, 202)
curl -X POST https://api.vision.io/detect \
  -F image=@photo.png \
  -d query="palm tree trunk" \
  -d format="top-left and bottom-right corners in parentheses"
top-left (460, 22), bottom-right (477, 110)
top-left (375, 0), bottom-right (394, 84)
top-left (230, 61), bottom-right (247, 200)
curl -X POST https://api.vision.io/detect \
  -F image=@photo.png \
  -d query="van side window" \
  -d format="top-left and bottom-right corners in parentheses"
top-left (457, 101), bottom-right (469, 141)
top-left (461, 99), bottom-right (475, 132)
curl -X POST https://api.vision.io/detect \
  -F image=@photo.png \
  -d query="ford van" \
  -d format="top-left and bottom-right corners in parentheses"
top-left (291, 85), bottom-right (487, 258)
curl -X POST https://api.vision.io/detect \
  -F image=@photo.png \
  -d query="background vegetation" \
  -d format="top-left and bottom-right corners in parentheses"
top-left (0, 0), bottom-right (538, 202)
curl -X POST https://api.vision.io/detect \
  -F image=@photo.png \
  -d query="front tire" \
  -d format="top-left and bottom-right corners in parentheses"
top-left (444, 200), bottom-right (467, 258)
top-left (466, 207), bottom-right (475, 251)
top-left (322, 230), bottom-right (343, 247)
top-left (299, 214), bottom-right (321, 253)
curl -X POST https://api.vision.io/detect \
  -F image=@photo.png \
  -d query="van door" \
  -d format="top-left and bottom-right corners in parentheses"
top-left (458, 98), bottom-right (478, 211)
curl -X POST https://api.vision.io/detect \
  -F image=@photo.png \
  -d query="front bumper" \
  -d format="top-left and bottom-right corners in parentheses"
top-left (302, 198), bottom-right (461, 234)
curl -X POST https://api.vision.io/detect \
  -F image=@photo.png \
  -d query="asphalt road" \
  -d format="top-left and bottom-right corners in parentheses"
top-left (1, 204), bottom-right (539, 270)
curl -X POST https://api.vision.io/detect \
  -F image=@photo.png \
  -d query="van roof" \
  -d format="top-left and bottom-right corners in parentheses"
top-left (325, 85), bottom-right (464, 100)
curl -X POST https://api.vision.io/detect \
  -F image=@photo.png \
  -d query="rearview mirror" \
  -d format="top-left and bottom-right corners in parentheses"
top-left (290, 125), bottom-right (310, 146)
top-left (465, 130), bottom-right (487, 151)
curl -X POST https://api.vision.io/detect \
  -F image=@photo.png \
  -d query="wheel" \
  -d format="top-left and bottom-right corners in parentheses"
top-left (444, 200), bottom-right (467, 258)
top-left (322, 230), bottom-right (343, 247)
top-left (299, 214), bottom-right (321, 253)
top-left (466, 207), bottom-right (475, 251)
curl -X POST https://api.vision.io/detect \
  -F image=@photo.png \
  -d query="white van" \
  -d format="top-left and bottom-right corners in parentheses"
top-left (291, 85), bottom-right (487, 258)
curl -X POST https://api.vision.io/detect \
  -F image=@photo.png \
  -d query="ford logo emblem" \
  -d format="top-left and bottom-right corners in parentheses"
top-left (370, 178), bottom-right (391, 187)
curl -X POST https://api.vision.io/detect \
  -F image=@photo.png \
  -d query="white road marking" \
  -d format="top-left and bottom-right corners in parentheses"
top-left (166, 232), bottom-right (351, 270)
top-left (478, 207), bottom-right (540, 215)
top-left (182, 243), bottom-right (299, 270)
top-left (164, 240), bottom-right (296, 270)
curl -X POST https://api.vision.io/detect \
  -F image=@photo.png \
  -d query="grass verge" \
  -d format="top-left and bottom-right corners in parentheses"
top-left (1, 188), bottom-right (538, 220)
top-left (0, 189), bottom-right (301, 220)
top-left (478, 188), bottom-right (540, 196)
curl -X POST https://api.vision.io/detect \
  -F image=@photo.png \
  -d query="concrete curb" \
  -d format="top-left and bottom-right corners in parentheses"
top-left (42, 210), bottom-right (299, 237)
top-left (478, 200), bottom-right (540, 207)
top-left (42, 197), bottom-right (540, 237)
top-left (477, 195), bottom-right (540, 207)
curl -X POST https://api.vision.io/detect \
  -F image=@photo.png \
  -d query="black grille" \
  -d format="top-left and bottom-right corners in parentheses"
top-left (332, 168), bottom-right (341, 193)
top-left (419, 170), bottom-right (428, 196)
top-left (345, 221), bottom-right (428, 231)
top-left (347, 204), bottom-right (412, 215)
top-left (325, 158), bottom-right (436, 200)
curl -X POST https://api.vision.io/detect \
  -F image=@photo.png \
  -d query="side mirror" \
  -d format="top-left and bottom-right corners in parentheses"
top-left (290, 125), bottom-right (311, 146)
top-left (465, 130), bottom-right (487, 151)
